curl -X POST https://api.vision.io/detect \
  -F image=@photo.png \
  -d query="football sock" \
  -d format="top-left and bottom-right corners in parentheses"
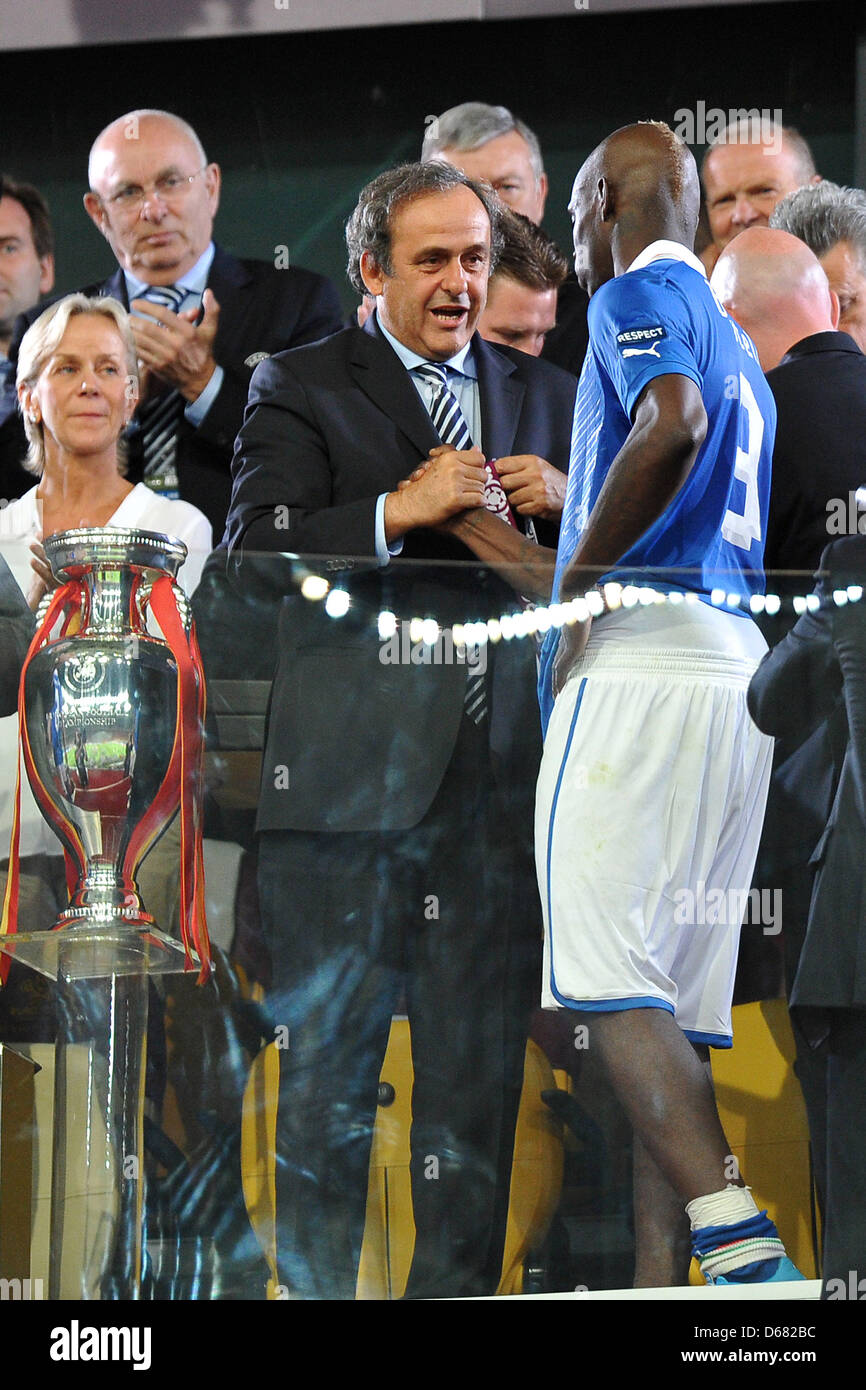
top-left (686, 1186), bottom-right (788, 1282)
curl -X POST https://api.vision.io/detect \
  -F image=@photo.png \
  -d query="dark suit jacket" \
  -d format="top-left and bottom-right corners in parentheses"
top-left (225, 320), bottom-right (577, 834)
top-left (0, 378), bottom-right (30, 504)
top-left (750, 331), bottom-right (866, 972)
top-left (764, 331), bottom-right (866, 576)
top-left (0, 552), bottom-right (32, 716)
top-left (10, 244), bottom-right (345, 539)
top-left (748, 537), bottom-right (866, 1012)
top-left (542, 273), bottom-right (589, 378)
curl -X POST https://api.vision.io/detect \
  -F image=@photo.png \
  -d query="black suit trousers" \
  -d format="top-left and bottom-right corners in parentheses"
top-left (817, 1010), bottom-right (866, 1294)
top-left (256, 712), bottom-right (540, 1300)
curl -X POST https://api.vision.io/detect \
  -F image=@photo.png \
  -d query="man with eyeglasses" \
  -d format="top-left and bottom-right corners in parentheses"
top-left (11, 109), bottom-right (343, 536)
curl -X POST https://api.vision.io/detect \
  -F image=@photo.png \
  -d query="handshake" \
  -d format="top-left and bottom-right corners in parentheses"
top-left (385, 443), bottom-right (565, 540)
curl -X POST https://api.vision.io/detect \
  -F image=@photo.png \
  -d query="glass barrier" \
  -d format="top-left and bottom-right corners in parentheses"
top-left (0, 541), bottom-right (859, 1301)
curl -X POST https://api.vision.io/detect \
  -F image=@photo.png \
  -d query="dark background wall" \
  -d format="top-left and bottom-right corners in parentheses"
top-left (0, 0), bottom-right (856, 313)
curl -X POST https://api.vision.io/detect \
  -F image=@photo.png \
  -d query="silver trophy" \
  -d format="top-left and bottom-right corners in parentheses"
top-left (0, 527), bottom-right (210, 1299)
top-left (1, 526), bottom-right (207, 980)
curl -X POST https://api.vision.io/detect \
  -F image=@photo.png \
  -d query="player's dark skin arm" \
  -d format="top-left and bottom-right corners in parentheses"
top-left (552, 373), bottom-right (707, 691)
top-left (399, 445), bottom-right (557, 600)
top-left (443, 507), bottom-right (558, 600)
top-left (559, 373), bottom-right (707, 595)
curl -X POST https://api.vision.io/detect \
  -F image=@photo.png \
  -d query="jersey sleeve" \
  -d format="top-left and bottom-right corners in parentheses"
top-left (590, 271), bottom-right (704, 419)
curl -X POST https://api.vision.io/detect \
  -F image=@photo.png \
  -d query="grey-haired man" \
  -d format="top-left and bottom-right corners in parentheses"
top-left (424, 102), bottom-right (588, 375)
top-left (770, 180), bottom-right (866, 353)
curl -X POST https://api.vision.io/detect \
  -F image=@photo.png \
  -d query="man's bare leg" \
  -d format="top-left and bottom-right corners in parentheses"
top-left (581, 1006), bottom-right (736, 1203)
top-left (631, 1041), bottom-right (717, 1285)
top-left (632, 1136), bottom-right (693, 1286)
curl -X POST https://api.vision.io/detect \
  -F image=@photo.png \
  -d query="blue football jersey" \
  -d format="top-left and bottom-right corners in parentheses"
top-left (538, 243), bottom-right (776, 727)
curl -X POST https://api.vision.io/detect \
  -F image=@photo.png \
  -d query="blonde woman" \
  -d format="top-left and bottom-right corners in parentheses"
top-left (2, 292), bottom-right (210, 604)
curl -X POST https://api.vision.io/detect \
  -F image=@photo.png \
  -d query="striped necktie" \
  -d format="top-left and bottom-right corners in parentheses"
top-left (414, 360), bottom-right (472, 449)
top-left (136, 284), bottom-right (190, 499)
top-left (414, 361), bottom-right (517, 528)
top-left (414, 360), bottom-right (508, 724)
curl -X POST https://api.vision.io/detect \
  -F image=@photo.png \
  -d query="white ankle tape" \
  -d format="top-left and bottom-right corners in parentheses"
top-left (685, 1185), bottom-right (760, 1232)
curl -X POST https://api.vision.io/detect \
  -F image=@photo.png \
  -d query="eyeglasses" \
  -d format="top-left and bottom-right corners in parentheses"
top-left (98, 166), bottom-right (209, 214)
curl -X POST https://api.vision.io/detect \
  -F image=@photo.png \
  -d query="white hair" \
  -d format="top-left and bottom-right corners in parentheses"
top-left (421, 102), bottom-right (545, 183)
top-left (17, 294), bottom-right (138, 477)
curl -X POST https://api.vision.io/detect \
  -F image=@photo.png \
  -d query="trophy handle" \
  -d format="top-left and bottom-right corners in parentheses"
top-left (0, 580), bottom-right (88, 975)
top-left (123, 574), bottom-right (211, 982)
top-left (137, 575), bottom-right (192, 637)
top-left (34, 592), bottom-right (53, 629)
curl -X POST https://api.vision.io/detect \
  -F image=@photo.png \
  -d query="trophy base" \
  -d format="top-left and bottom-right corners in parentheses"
top-left (0, 924), bottom-right (197, 980)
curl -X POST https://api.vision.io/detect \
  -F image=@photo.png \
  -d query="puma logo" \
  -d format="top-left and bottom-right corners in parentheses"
top-left (622, 342), bottom-right (661, 358)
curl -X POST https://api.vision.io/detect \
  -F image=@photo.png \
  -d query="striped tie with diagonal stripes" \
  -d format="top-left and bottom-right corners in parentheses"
top-left (136, 284), bottom-right (190, 499)
top-left (414, 360), bottom-right (473, 449)
top-left (413, 361), bottom-right (496, 724)
top-left (414, 361), bottom-right (518, 527)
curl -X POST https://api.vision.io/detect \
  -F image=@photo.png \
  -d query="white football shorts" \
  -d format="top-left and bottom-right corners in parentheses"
top-left (535, 599), bottom-right (773, 1047)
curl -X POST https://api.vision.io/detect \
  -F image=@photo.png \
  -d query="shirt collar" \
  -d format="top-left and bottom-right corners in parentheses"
top-left (778, 329), bottom-right (864, 366)
top-left (124, 241), bottom-right (215, 301)
top-left (375, 312), bottom-right (477, 379)
top-left (626, 239), bottom-right (707, 279)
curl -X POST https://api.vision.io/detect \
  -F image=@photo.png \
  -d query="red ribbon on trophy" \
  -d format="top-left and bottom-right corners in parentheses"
top-left (127, 574), bottom-right (210, 983)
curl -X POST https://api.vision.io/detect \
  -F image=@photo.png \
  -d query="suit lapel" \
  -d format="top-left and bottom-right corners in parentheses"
top-left (351, 321), bottom-right (441, 458)
top-left (101, 268), bottom-right (129, 309)
top-left (475, 335), bottom-right (524, 462)
top-left (205, 243), bottom-right (250, 304)
top-left (99, 246), bottom-right (250, 322)
top-left (204, 244), bottom-right (252, 358)
top-left (347, 323), bottom-right (526, 464)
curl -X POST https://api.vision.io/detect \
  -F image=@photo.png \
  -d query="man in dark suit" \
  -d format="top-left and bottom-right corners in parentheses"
top-left (478, 208), bottom-right (570, 365)
top-left (713, 224), bottom-right (866, 1171)
top-left (748, 536), bottom-right (866, 1295)
top-left (10, 109), bottom-right (344, 538)
top-left (0, 551), bottom-right (30, 715)
top-left (226, 159), bottom-right (576, 1299)
top-left (0, 177), bottom-right (55, 503)
top-left (711, 225), bottom-right (866, 575)
top-left (701, 118), bottom-right (819, 261)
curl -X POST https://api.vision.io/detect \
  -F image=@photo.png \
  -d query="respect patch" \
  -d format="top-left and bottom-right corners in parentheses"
top-left (616, 326), bottom-right (666, 346)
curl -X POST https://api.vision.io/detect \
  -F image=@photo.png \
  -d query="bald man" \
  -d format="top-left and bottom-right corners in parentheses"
top-left (711, 225), bottom-right (839, 372)
top-left (441, 121), bottom-right (802, 1289)
top-left (11, 109), bottom-right (344, 536)
top-left (711, 225), bottom-right (866, 572)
